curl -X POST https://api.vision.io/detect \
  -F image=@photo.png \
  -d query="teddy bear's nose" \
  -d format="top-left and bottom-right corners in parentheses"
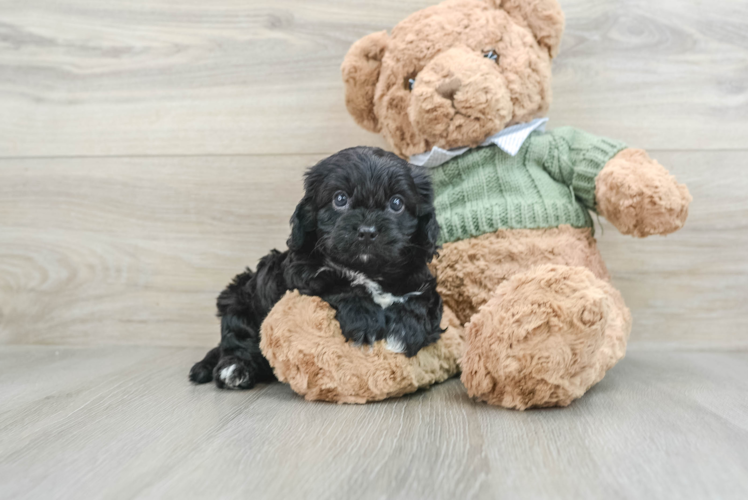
top-left (437, 76), bottom-right (462, 101)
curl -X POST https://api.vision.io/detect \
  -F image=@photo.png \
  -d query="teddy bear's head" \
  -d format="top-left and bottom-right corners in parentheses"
top-left (342, 0), bottom-right (565, 158)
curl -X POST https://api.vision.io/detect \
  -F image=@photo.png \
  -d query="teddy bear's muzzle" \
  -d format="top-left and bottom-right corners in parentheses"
top-left (408, 45), bottom-right (514, 151)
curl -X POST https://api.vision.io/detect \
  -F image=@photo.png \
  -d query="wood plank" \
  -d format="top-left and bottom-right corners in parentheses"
top-left (0, 0), bottom-right (746, 157)
top-left (0, 154), bottom-right (318, 345)
top-left (1, 150), bottom-right (746, 347)
top-left (0, 346), bottom-right (746, 499)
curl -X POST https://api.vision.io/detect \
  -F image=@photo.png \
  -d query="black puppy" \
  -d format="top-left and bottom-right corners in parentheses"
top-left (189, 146), bottom-right (443, 389)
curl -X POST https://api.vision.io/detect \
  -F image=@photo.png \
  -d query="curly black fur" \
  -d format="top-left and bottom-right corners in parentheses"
top-left (189, 146), bottom-right (443, 389)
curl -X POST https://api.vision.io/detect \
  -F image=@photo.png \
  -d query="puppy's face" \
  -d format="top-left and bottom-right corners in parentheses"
top-left (288, 147), bottom-right (438, 275)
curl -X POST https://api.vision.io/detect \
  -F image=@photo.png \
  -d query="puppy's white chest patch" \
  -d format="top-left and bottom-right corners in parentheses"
top-left (320, 263), bottom-right (421, 309)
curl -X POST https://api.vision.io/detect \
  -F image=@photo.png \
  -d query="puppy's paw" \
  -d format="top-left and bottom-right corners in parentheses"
top-left (213, 357), bottom-right (256, 390)
top-left (341, 325), bottom-right (372, 346)
top-left (189, 361), bottom-right (214, 384)
top-left (385, 314), bottom-right (442, 357)
top-left (385, 334), bottom-right (407, 354)
top-left (335, 302), bottom-right (386, 346)
top-left (384, 326), bottom-right (426, 357)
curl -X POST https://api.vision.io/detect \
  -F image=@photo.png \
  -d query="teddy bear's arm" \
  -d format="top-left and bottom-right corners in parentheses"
top-left (539, 127), bottom-right (691, 237)
top-left (595, 149), bottom-right (691, 237)
top-left (539, 127), bottom-right (626, 210)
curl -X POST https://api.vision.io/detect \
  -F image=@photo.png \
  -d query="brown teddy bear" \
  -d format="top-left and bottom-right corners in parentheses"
top-left (260, 0), bottom-right (692, 408)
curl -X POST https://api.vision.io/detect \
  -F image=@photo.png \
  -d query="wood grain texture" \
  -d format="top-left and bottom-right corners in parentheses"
top-left (0, 155), bottom-right (318, 345)
top-left (0, 346), bottom-right (746, 500)
top-left (1, 150), bottom-right (746, 347)
top-left (0, 0), bottom-right (746, 157)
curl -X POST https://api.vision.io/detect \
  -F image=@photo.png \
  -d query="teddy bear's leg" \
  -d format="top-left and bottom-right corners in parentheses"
top-left (461, 264), bottom-right (631, 410)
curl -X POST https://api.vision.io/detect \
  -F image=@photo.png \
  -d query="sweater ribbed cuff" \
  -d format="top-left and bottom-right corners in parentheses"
top-left (571, 138), bottom-right (627, 210)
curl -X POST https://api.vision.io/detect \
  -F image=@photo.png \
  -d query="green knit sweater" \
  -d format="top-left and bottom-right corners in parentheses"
top-left (430, 127), bottom-right (627, 244)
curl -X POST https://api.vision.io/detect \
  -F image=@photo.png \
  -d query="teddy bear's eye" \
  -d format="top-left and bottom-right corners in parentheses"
top-left (406, 78), bottom-right (416, 91)
top-left (484, 50), bottom-right (499, 63)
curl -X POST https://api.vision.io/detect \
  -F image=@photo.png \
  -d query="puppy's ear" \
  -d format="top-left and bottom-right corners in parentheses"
top-left (416, 211), bottom-right (440, 261)
top-left (341, 31), bottom-right (388, 132)
top-left (411, 165), bottom-right (440, 260)
top-left (287, 197), bottom-right (317, 253)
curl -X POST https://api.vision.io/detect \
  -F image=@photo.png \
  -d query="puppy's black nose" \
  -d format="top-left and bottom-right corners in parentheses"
top-left (357, 225), bottom-right (378, 241)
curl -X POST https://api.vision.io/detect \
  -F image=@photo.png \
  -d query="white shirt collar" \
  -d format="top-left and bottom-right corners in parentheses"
top-left (409, 117), bottom-right (548, 168)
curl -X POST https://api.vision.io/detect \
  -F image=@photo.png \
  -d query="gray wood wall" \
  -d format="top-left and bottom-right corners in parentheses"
top-left (1, 0), bottom-right (746, 348)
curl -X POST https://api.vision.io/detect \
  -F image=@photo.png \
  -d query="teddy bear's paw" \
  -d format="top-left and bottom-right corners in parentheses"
top-left (212, 357), bottom-right (257, 390)
top-left (461, 264), bottom-right (631, 410)
top-left (596, 148), bottom-right (692, 238)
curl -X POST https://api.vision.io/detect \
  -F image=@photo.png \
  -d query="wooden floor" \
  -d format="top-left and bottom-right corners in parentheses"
top-left (1, 346), bottom-right (746, 500)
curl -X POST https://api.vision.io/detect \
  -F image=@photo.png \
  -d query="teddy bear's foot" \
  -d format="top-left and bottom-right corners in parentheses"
top-left (260, 291), bottom-right (464, 404)
top-left (461, 264), bottom-right (631, 410)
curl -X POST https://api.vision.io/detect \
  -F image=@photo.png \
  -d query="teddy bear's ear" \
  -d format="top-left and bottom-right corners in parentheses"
top-left (489, 0), bottom-right (565, 58)
top-left (341, 31), bottom-right (389, 133)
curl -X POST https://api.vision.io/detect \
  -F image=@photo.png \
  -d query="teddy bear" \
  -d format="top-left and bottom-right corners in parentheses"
top-left (260, 0), bottom-right (692, 409)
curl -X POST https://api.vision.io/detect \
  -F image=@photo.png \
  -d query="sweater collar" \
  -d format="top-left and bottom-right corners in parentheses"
top-left (409, 117), bottom-right (548, 168)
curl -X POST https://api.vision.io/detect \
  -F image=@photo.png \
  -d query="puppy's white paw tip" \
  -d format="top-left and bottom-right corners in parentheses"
top-left (386, 336), bottom-right (406, 354)
top-left (219, 364), bottom-right (235, 381)
top-left (219, 364), bottom-right (247, 389)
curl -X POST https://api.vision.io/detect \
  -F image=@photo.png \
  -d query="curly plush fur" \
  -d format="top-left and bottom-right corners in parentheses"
top-left (342, 0), bottom-right (562, 157)
top-left (461, 264), bottom-right (630, 409)
top-left (432, 226), bottom-right (632, 409)
top-left (261, 292), bottom-right (464, 404)
top-left (596, 149), bottom-right (692, 237)
top-left (431, 225), bottom-right (610, 324)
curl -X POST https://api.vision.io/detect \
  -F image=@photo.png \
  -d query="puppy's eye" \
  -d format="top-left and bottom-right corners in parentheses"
top-left (333, 191), bottom-right (349, 209)
top-left (484, 50), bottom-right (499, 63)
top-left (389, 195), bottom-right (404, 213)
